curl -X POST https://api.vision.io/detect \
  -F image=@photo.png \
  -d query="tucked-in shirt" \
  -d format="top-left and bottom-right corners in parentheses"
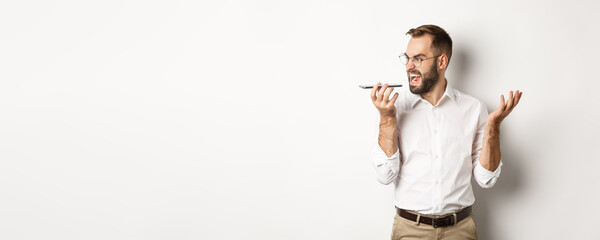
top-left (372, 85), bottom-right (502, 215)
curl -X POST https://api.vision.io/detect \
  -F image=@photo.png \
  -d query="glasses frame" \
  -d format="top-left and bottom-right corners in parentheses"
top-left (399, 53), bottom-right (441, 67)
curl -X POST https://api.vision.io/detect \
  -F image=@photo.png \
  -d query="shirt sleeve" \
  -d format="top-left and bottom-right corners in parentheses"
top-left (473, 160), bottom-right (502, 188)
top-left (471, 101), bottom-right (502, 188)
top-left (371, 144), bottom-right (400, 185)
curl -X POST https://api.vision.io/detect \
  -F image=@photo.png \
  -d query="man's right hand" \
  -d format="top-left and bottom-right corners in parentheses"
top-left (371, 82), bottom-right (400, 158)
top-left (370, 82), bottom-right (399, 117)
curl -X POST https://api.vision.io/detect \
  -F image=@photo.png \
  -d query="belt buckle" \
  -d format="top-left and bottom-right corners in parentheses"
top-left (431, 216), bottom-right (452, 228)
top-left (431, 218), bottom-right (439, 228)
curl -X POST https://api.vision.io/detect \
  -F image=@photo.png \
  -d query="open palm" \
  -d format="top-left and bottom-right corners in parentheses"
top-left (487, 90), bottom-right (523, 125)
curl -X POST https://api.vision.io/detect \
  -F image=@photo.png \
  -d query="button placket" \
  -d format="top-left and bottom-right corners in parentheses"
top-left (430, 107), bottom-right (443, 212)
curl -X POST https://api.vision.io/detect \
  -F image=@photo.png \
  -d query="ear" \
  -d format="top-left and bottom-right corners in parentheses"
top-left (438, 54), bottom-right (448, 70)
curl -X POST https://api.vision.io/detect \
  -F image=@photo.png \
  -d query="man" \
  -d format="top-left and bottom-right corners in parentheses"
top-left (370, 25), bottom-right (522, 239)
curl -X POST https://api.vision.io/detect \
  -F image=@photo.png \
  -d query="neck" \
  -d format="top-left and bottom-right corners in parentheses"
top-left (421, 77), bottom-right (447, 106)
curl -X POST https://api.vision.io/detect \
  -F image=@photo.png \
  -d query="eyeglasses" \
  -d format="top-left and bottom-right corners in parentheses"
top-left (399, 53), bottom-right (440, 67)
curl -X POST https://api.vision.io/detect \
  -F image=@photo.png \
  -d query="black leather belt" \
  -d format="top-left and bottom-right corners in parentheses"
top-left (395, 206), bottom-right (472, 228)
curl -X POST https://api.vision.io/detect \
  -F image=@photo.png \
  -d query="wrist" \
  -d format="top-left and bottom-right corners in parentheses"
top-left (380, 115), bottom-right (397, 126)
top-left (485, 121), bottom-right (501, 137)
top-left (486, 117), bottom-right (502, 128)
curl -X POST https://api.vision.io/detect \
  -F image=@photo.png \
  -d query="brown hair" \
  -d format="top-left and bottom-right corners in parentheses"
top-left (406, 25), bottom-right (453, 64)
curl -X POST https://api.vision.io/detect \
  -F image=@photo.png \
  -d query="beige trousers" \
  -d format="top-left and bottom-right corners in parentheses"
top-left (391, 212), bottom-right (478, 240)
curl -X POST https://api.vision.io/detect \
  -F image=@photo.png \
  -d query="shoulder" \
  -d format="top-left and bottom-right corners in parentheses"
top-left (451, 88), bottom-right (488, 116)
top-left (452, 88), bottom-right (484, 108)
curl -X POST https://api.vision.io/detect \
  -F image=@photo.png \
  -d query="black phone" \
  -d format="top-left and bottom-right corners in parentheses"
top-left (359, 84), bottom-right (402, 89)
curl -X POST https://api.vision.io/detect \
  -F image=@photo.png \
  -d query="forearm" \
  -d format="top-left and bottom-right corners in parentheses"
top-left (378, 115), bottom-right (399, 158)
top-left (479, 122), bottom-right (501, 171)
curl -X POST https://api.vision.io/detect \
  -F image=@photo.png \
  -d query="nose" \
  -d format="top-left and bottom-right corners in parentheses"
top-left (406, 59), bottom-right (416, 70)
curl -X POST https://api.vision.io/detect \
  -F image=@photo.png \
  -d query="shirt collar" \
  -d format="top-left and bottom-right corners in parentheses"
top-left (407, 83), bottom-right (456, 108)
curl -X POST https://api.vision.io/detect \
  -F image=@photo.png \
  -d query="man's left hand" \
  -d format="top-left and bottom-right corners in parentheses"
top-left (487, 90), bottom-right (523, 125)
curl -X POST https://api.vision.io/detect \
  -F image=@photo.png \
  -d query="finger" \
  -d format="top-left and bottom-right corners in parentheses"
top-left (513, 90), bottom-right (522, 107)
top-left (504, 91), bottom-right (515, 111)
top-left (377, 83), bottom-right (389, 102)
top-left (389, 92), bottom-right (399, 106)
top-left (507, 90), bottom-right (522, 115)
top-left (371, 82), bottom-right (381, 102)
top-left (383, 87), bottom-right (394, 104)
top-left (505, 90), bottom-right (523, 117)
top-left (507, 90), bottom-right (521, 112)
top-left (499, 94), bottom-right (506, 111)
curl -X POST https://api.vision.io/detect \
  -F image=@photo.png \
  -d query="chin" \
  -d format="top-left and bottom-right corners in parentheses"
top-left (409, 85), bottom-right (422, 94)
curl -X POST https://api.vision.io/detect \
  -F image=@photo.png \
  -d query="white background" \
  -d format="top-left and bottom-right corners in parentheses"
top-left (1, 0), bottom-right (599, 239)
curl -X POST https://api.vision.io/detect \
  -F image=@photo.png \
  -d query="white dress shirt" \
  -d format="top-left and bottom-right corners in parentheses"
top-left (372, 85), bottom-right (502, 215)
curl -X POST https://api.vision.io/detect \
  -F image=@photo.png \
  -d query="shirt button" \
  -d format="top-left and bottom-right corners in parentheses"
top-left (435, 180), bottom-right (439, 184)
top-left (434, 130), bottom-right (438, 134)
top-left (435, 155), bottom-right (439, 159)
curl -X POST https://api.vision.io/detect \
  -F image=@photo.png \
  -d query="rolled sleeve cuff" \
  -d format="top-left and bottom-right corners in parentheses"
top-left (372, 145), bottom-right (399, 166)
top-left (474, 161), bottom-right (502, 188)
top-left (371, 145), bottom-right (400, 185)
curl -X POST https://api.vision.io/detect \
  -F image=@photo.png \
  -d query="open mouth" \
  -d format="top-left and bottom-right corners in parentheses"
top-left (409, 73), bottom-right (421, 85)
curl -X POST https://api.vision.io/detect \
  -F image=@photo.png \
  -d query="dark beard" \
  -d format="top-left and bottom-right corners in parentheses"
top-left (409, 63), bottom-right (439, 95)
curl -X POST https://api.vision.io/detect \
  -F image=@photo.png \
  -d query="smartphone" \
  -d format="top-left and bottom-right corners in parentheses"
top-left (359, 84), bottom-right (402, 89)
